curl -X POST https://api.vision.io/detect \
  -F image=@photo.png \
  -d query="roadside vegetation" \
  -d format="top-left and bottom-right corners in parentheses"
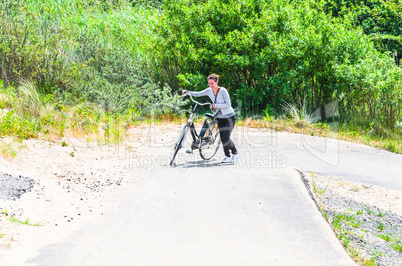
top-left (6, 216), bottom-right (43, 227)
top-left (0, 210), bottom-right (43, 250)
top-left (305, 172), bottom-right (402, 266)
top-left (1, 0), bottom-right (401, 155)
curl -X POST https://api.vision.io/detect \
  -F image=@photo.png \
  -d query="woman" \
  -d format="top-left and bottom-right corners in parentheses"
top-left (182, 74), bottom-right (238, 163)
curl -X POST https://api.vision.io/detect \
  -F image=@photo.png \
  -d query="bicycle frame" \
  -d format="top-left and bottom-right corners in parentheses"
top-left (170, 94), bottom-right (220, 166)
top-left (179, 95), bottom-right (212, 146)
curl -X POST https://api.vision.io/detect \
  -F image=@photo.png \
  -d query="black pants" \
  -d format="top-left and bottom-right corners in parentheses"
top-left (218, 116), bottom-right (237, 157)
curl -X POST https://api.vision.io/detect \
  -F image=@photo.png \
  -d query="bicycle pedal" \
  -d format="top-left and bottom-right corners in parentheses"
top-left (186, 150), bottom-right (193, 154)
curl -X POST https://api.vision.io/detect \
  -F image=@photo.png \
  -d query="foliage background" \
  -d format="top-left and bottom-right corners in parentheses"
top-left (1, 0), bottom-right (401, 137)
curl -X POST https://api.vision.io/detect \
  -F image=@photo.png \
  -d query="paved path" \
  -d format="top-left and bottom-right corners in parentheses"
top-left (233, 129), bottom-right (402, 190)
top-left (16, 127), bottom-right (402, 264)
top-left (29, 167), bottom-right (353, 265)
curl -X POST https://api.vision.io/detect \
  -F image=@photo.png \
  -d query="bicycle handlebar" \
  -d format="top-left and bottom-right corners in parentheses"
top-left (183, 93), bottom-right (212, 107)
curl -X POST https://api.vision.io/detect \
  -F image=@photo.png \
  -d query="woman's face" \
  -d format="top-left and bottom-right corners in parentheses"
top-left (208, 78), bottom-right (218, 89)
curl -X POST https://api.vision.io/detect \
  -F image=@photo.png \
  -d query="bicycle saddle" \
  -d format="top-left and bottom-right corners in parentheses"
top-left (204, 113), bottom-right (215, 119)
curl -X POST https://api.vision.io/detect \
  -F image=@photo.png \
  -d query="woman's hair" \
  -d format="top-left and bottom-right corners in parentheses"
top-left (207, 74), bottom-right (219, 82)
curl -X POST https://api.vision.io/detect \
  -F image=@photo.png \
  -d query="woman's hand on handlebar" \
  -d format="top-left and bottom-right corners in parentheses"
top-left (211, 104), bottom-right (216, 109)
top-left (182, 89), bottom-right (188, 95)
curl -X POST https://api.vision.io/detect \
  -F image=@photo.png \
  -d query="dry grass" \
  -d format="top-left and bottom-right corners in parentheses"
top-left (2, 88), bottom-right (401, 156)
top-left (0, 214), bottom-right (17, 249)
top-left (154, 113), bottom-right (180, 123)
top-left (0, 138), bottom-right (26, 159)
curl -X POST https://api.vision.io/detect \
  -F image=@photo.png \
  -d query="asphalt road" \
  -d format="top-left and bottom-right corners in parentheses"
top-left (28, 167), bottom-right (353, 265)
top-left (236, 129), bottom-right (402, 190)
top-left (15, 127), bottom-right (402, 265)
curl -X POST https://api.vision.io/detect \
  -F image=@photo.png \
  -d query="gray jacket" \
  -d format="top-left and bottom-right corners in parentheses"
top-left (188, 87), bottom-right (235, 117)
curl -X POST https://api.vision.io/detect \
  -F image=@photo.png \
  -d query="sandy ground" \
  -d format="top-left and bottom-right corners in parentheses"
top-left (0, 123), bottom-right (172, 263)
top-left (0, 124), bottom-right (402, 264)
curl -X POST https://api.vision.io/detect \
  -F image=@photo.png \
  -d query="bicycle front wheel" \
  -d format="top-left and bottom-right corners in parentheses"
top-left (199, 120), bottom-right (221, 160)
top-left (170, 125), bottom-right (189, 166)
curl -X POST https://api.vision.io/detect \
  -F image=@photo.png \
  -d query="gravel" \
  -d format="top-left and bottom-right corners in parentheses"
top-left (301, 171), bottom-right (402, 266)
top-left (0, 172), bottom-right (35, 201)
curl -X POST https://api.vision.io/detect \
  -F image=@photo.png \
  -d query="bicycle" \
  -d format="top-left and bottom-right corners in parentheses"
top-left (170, 94), bottom-right (221, 166)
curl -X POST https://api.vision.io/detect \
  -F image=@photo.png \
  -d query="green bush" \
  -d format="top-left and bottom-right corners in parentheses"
top-left (155, 0), bottom-right (402, 129)
top-left (324, 0), bottom-right (402, 65)
top-left (156, 0), bottom-right (378, 114)
top-left (0, 111), bottom-right (41, 139)
top-left (335, 52), bottom-right (402, 130)
top-left (1, 0), bottom-right (401, 135)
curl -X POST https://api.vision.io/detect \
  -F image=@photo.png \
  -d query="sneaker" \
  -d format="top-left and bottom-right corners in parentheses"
top-left (229, 154), bottom-right (238, 163)
top-left (221, 156), bottom-right (231, 163)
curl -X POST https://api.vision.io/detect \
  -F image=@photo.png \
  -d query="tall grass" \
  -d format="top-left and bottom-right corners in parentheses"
top-left (282, 99), bottom-right (314, 128)
top-left (0, 83), bottom-right (182, 142)
top-left (18, 79), bottom-right (44, 117)
top-left (1, 0), bottom-right (181, 118)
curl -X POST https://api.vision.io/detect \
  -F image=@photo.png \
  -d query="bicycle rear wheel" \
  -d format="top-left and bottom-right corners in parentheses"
top-left (170, 125), bottom-right (189, 166)
top-left (199, 120), bottom-right (221, 160)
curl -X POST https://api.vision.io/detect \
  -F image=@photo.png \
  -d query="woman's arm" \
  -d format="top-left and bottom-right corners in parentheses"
top-left (214, 89), bottom-right (231, 109)
top-left (182, 88), bottom-right (210, 97)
